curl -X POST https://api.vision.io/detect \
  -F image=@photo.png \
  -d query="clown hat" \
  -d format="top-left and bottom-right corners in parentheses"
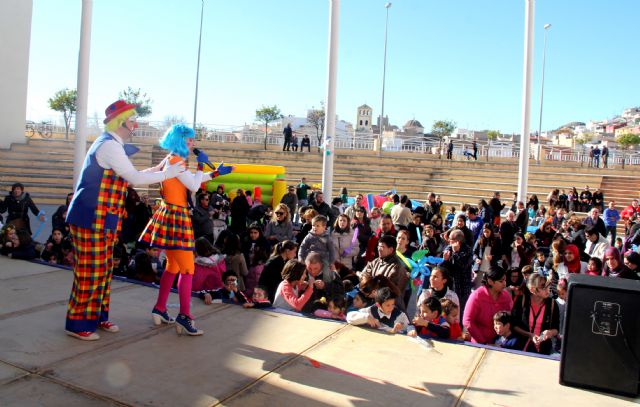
top-left (104, 100), bottom-right (137, 124)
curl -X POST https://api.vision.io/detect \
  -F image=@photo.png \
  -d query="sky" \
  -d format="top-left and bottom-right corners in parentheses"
top-left (26, 0), bottom-right (640, 134)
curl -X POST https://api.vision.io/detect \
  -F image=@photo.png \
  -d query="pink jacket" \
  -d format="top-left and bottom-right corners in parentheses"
top-left (273, 280), bottom-right (313, 312)
top-left (463, 286), bottom-right (513, 344)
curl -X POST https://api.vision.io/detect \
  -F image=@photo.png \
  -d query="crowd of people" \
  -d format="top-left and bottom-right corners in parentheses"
top-left (2, 97), bottom-right (639, 348)
top-left (3, 171), bottom-right (640, 354)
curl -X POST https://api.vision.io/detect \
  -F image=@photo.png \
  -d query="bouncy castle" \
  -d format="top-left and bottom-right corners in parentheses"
top-left (203, 163), bottom-right (287, 207)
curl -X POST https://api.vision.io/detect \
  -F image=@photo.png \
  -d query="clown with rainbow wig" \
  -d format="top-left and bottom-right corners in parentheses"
top-left (65, 100), bottom-right (185, 341)
top-left (140, 124), bottom-right (233, 336)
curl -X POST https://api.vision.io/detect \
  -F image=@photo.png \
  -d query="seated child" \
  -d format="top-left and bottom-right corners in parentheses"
top-left (197, 271), bottom-right (249, 305)
top-left (243, 286), bottom-right (273, 309)
top-left (614, 237), bottom-right (624, 252)
top-left (554, 278), bottom-right (568, 352)
top-left (445, 207), bottom-right (456, 229)
top-left (347, 291), bottom-right (369, 313)
top-left (112, 244), bottom-right (129, 277)
top-left (298, 215), bottom-right (337, 272)
top-left (408, 213), bottom-right (424, 248)
top-left (40, 228), bottom-right (65, 264)
top-left (532, 250), bottom-right (547, 276)
top-left (129, 242), bottom-right (164, 280)
top-left (193, 237), bottom-right (225, 291)
top-left (493, 311), bottom-right (522, 350)
top-left (586, 257), bottom-right (602, 276)
top-left (441, 298), bottom-right (467, 341)
top-left (409, 297), bottom-right (450, 339)
top-left (346, 287), bottom-right (413, 334)
top-left (1, 228), bottom-right (37, 260)
top-left (313, 296), bottom-right (347, 320)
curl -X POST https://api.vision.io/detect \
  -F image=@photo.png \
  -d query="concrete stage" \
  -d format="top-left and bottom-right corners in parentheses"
top-left (0, 257), bottom-right (638, 406)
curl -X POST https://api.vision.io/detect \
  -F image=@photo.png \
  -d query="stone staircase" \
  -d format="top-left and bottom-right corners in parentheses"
top-left (1, 138), bottom-right (639, 225)
top-left (600, 175), bottom-right (640, 235)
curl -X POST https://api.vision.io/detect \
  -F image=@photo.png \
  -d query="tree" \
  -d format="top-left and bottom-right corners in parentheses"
top-left (119, 87), bottom-right (152, 117)
top-left (432, 120), bottom-right (456, 158)
top-left (573, 134), bottom-right (589, 167)
top-left (307, 103), bottom-right (326, 152)
top-left (48, 88), bottom-right (77, 139)
top-left (255, 105), bottom-right (282, 150)
top-left (487, 130), bottom-right (500, 141)
top-left (616, 133), bottom-right (640, 169)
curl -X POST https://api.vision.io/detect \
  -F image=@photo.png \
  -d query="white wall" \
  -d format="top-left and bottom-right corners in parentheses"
top-left (0, 0), bottom-right (32, 148)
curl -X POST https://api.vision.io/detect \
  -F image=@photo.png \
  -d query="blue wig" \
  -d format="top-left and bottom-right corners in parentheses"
top-left (158, 124), bottom-right (194, 158)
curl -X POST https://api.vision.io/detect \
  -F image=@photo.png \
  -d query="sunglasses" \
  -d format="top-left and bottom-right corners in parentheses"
top-left (275, 212), bottom-right (285, 216)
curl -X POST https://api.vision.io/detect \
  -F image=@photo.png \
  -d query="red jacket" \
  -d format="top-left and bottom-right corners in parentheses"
top-left (365, 226), bottom-right (397, 262)
top-left (621, 204), bottom-right (640, 221)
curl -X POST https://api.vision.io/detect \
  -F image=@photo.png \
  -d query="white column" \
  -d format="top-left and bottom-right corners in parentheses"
top-left (321, 0), bottom-right (340, 198)
top-left (73, 0), bottom-right (93, 185)
top-left (0, 0), bottom-right (32, 149)
top-left (517, 0), bottom-right (535, 204)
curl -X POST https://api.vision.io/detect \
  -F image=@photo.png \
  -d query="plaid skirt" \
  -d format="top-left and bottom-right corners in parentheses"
top-left (139, 201), bottom-right (195, 250)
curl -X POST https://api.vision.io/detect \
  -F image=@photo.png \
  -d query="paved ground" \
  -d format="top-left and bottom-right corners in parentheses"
top-left (0, 257), bottom-right (638, 406)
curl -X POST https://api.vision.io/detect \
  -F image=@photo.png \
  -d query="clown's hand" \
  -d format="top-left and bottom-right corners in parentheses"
top-left (196, 150), bottom-right (209, 164)
top-left (163, 162), bottom-right (185, 180)
top-left (216, 163), bottom-right (234, 176)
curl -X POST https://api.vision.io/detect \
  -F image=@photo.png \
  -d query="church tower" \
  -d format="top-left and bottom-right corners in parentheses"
top-left (356, 104), bottom-right (373, 132)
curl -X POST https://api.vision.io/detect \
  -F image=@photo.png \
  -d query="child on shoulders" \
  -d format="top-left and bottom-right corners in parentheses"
top-left (492, 311), bottom-right (522, 350)
top-left (346, 287), bottom-right (413, 335)
top-left (409, 297), bottom-right (450, 339)
top-left (298, 215), bottom-right (337, 273)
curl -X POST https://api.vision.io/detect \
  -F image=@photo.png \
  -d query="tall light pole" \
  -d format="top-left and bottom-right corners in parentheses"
top-left (193, 0), bottom-right (204, 130)
top-left (536, 23), bottom-right (551, 164)
top-left (378, 2), bottom-right (391, 156)
top-left (321, 0), bottom-right (340, 199)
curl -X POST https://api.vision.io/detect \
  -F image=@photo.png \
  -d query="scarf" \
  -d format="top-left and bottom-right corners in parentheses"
top-left (564, 244), bottom-right (582, 274)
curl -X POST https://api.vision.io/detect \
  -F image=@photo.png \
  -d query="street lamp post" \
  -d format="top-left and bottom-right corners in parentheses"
top-left (193, 0), bottom-right (204, 131)
top-left (378, 2), bottom-right (391, 156)
top-left (536, 23), bottom-right (551, 164)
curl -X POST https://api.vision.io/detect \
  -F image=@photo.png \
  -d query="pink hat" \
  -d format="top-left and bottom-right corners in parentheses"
top-left (104, 100), bottom-right (137, 124)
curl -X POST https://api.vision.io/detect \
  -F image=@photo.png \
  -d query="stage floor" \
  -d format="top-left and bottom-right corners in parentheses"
top-left (0, 257), bottom-right (638, 406)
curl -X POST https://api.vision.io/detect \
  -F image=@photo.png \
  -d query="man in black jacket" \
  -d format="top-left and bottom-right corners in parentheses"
top-left (489, 191), bottom-right (505, 227)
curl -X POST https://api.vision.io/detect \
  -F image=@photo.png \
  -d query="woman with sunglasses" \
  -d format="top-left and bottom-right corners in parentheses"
top-left (511, 273), bottom-right (559, 355)
top-left (264, 203), bottom-right (294, 244)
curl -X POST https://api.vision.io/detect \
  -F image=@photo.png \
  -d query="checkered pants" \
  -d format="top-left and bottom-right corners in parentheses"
top-left (65, 225), bottom-right (115, 333)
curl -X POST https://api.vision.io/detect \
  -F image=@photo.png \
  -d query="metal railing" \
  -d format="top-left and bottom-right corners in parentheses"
top-left (24, 120), bottom-right (640, 165)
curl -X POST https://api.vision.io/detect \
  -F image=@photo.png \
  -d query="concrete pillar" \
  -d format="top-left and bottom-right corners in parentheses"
top-left (517, 0), bottom-right (535, 203)
top-left (0, 0), bottom-right (33, 148)
top-left (73, 0), bottom-right (93, 185)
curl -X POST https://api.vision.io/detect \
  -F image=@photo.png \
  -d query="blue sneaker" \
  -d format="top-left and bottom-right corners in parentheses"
top-left (152, 308), bottom-right (175, 326)
top-left (175, 313), bottom-right (203, 336)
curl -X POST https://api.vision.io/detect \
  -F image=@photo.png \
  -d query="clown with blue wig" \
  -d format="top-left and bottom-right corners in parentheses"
top-left (140, 124), bottom-right (232, 336)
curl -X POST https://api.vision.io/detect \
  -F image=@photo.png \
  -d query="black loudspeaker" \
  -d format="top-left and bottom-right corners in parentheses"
top-left (560, 274), bottom-right (640, 397)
